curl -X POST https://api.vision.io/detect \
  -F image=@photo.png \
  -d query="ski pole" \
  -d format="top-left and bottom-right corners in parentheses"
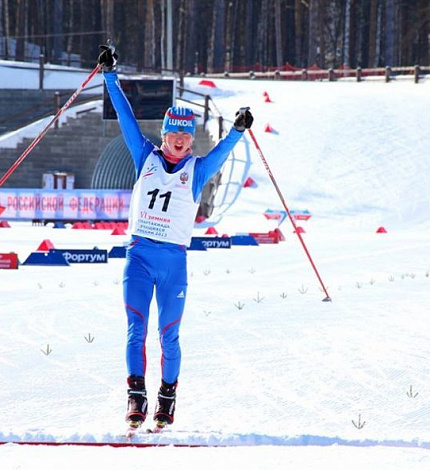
top-left (247, 126), bottom-right (332, 302)
top-left (0, 63), bottom-right (102, 188)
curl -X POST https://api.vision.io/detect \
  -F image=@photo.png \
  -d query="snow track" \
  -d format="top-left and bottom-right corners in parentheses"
top-left (1, 76), bottom-right (430, 468)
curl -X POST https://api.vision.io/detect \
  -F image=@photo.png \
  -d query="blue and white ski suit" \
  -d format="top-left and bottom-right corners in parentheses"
top-left (104, 71), bottom-right (244, 384)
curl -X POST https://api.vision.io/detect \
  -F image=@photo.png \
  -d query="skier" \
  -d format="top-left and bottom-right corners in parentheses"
top-left (98, 45), bottom-right (253, 430)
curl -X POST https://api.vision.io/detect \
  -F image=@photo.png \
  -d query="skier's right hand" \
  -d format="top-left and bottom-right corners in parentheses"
top-left (98, 44), bottom-right (118, 72)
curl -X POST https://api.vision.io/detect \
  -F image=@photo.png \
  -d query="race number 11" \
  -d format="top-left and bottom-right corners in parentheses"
top-left (147, 188), bottom-right (172, 212)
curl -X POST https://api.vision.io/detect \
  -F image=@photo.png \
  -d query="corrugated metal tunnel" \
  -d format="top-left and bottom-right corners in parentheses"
top-left (91, 132), bottom-right (161, 189)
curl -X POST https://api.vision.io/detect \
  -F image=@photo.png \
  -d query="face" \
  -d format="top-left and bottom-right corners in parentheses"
top-left (164, 132), bottom-right (194, 157)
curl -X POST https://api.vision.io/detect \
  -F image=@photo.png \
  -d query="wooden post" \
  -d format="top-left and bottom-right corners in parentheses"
top-left (414, 65), bottom-right (420, 84)
top-left (39, 54), bottom-right (45, 90)
top-left (203, 95), bottom-right (210, 129)
top-left (218, 116), bottom-right (223, 140)
top-left (356, 67), bottom-right (362, 82)
top-left (385, 66), bottom-right (391, 83)
top-left (54, 92), bottom-right (61, 129)
top-left (179, 71), bottom-right (184, 94)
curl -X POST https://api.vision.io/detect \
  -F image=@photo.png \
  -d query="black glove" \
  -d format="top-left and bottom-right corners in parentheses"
top-left (98, 44), bottom-right (118, 72)
top-left (234, 107), bottom-right (253, 132)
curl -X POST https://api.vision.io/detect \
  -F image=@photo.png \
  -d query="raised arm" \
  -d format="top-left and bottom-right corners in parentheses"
top-left (98, 45), bottom-right (154, 173)
top-left (193, 108), bottom-right (253, 197)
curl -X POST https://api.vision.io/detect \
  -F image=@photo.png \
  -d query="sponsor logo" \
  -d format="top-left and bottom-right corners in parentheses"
top-left (168, 118), bottom-right (194, 128)
top-left (192, 237), bottom-right (231, 249)
top-left (56, 249), bottom-right (108, 263)
top-left (177, 290), bottom-right (185, 298)
top-left (143, 164), bottom-right (157, 178)
top-left (202, 239), bottom-right (231, 248)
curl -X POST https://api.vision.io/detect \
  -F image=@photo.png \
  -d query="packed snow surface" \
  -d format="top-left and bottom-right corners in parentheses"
top-left (1, 69), bottom-right (430, 469)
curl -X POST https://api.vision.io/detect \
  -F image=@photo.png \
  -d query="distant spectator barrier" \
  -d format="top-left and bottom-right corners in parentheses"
top-left (202, 64), bottom-right (430, 83)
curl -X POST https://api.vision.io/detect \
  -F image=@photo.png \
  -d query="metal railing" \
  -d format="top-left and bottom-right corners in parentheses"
top-left (177, 86), bottom-right (224, 139)
top-left (0, 84), bottom-right (102, 135)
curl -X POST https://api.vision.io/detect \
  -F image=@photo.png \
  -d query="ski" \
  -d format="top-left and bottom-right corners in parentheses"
top-left (125, 420), bottom-right (144, 439)
top-left (125, 420), bottom-right (168, 438)
top-left (146, 420), bottom-right (168, 434)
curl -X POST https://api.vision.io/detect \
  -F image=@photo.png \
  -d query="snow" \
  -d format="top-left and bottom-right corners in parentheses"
top-left (1, 65), bottom-right (430, 469)
top-left (0, 59), bottom-right (104, 90)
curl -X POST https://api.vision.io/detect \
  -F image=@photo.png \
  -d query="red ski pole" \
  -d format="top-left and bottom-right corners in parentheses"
top-left (0, 63), bottom-right (102, 188)
top-left (247, 127), bottom-right (331, 302)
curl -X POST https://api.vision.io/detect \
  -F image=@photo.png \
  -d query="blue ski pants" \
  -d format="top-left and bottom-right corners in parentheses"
top-left (123, 235), bottom-right (188, 384)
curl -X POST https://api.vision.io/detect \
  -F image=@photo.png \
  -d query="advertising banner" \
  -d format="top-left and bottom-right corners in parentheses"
top-left (0, 189), bottom-right (131, 221)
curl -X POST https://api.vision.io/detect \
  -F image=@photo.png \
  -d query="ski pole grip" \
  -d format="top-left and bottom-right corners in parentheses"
top-left (238, 106), bottom-right (250, 115)
top-left (106, 38), bottom-right (116, 55)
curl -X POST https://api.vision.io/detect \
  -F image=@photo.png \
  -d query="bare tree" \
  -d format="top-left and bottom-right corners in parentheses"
top-left (176, 0), bottom-right (186, 72)
top-left (294, 0), bottom-right (310, 67)
top-left (417, 0), bottom-right (430, 64)
top-left (274, 0), bottom-right (283, 67)
top-left (207, 5), bottom-right (216, 72)
top-left (2, 0), bottom-right (429, 71)
top-left (245, 0), bottom-right (254, 66)
top-left (343, 0), bottom-right (351, 66)
top-left (15, 0), bottom-right (28, 61)
top-left (143, 0), bottom-right (154, 71)
top-left (53, 0), bottom-right (63, 62)
top-left (225, 0), bottom-right (238, 72)
top-left (101, 0), bottom-right (114, 40)
top-left (374, 0), bottom-right (382, 66)
top-left (385, 0), bottom-right (396, 66)
top-left (0, 0), bottom-right (4, 39)
top-left (208, 1), bottom-right (226, 73)
top-left (257, 0), bottom-right (269, 68)
top-left (315, 0), bottom-right (325, 67)
top-left (64, 0), bottom-right (73, 58)
top-left (308, 0), bottom-right (318, 66)
top-left (368, 0), bottom-right (377, 67)
top-left (183, 0), bottom-right (198, 72)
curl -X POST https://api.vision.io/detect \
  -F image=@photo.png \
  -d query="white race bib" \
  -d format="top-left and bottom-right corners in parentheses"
top-left (128, 152), bottom-right (200, 246)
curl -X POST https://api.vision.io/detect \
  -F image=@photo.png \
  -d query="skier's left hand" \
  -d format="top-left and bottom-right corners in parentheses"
top-left (234, 107), bottom-right (253, 132)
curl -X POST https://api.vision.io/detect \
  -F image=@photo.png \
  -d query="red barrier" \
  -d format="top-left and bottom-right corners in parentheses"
top-left (0, 440), bottom-right (225, 448)
top-left (0, 253), bottom-right (19, 269)
top-left (249, 231), bottom-right (279, 244)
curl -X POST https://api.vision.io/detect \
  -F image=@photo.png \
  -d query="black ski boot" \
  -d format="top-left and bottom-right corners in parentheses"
top-left (154, 380), bottom-right (177, 426)
top-left (126, 375), bottom-right (148, 426)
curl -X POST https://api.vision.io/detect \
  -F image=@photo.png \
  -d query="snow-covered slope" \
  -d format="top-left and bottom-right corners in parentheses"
top-left (192, 77), bottom-right (430, 232)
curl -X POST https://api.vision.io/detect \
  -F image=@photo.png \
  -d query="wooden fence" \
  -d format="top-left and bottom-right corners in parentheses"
top-left (200, 65), bottom-right (430, 83)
